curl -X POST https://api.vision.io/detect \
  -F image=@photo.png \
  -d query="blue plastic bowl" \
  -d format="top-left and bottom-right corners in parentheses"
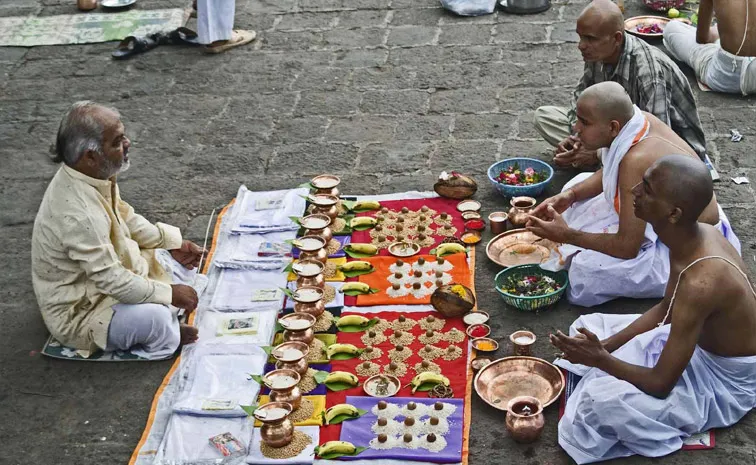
top-left (487, 157), bottom-right (554, 198)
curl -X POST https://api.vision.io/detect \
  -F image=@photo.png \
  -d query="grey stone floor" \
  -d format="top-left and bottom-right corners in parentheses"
top-left (1, 0), bottom-right (756, 463)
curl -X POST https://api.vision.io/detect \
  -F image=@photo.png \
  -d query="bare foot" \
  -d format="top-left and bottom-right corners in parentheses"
top-left (180, 324), bottom-right (199, 345)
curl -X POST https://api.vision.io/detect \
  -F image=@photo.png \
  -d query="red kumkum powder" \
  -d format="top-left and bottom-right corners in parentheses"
top-left (470, 326), bottom-right (488, 338)
top-left (465, 219), bottom-right (485, 230)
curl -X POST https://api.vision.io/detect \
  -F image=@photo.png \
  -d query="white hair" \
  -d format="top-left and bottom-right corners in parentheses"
top-left (52, 101), bottom-right (120, 165)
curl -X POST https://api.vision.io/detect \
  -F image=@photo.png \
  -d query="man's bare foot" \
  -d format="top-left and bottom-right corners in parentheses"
top-left (180, 324), bottom-right (199, 345)
top-left (204, 30), bottom-right (256, 54)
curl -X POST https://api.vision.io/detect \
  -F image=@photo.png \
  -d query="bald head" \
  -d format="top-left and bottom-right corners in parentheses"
top-left (578, 82), bottom-right (634, 126)
top-left (649, 155), bottom-right (713, 223)
top-left (579, 0), bottom-right (625, 36)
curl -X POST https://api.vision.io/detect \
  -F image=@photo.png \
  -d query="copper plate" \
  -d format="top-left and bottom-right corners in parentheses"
top-left (486, 228), bottom-right (557, 268)
top-left (388, 241), bottom-right (420, 257)
top-left (474, 356), bottom-right (564, 411)
top-left (311, 174), bottom-right (340, 189)
top-left (363, 374), bottom-right (401, 397)
top-left (624, 16), bottom-right (690, 38)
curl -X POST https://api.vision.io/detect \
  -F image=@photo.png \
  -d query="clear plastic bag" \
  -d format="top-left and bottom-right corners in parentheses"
top-left (440, 0), bottom-right (496, 16)
top-left (155, 414), bottom-right (252, 465)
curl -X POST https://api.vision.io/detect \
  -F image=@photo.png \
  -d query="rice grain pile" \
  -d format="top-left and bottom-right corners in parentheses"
top-left (326, 239), bottom-right (342, 256)
top-left (361, 331), bottom-right (387, 345)
top-left (313, 311), bottom-right (333, 332)
top-left (436, 225), bottom-right (458, 237)
top-left (387, 347), bottom-right (412, 362)
top-left (324, 261), bottom-right (337, 278)
top-left (419, 316), bottom-right (445, 332)
top-left (418, 345), bottom-right (444, 361)
top-left (298, 368), bottom-right (319, 394)
top-left (419, 331), bottom-right (443, 345)
top-left (260, 430), bottom-right (313, 459)
top-left (388, 331), bottom-right (415, 347)
top-left (332, 217), bottom-right (346, 232)
top-left (383, 361), bottom-right (408, 378)
top-left (391, 317), bottom-right (417, 331)
top-left (373, 318), bottom-right (391, 332)
top-left (322, 286), bottom-right (337, 305)
top-left (443, 327), bottom-right (465, 344)
top-left (356, 361), bottom-right (381, 377)
top-left (305, 339), bottom-right (326, 362)
top-left (413, 360), bottom-right (441, 374)
top-left (433, 215), bottom-right (453, 227)
top-left (441, 345), bottom-right (463, 361)
top-left (288, 397), bottom-right (315, 423)
top-left (359, 346), bottom-right (384, 360)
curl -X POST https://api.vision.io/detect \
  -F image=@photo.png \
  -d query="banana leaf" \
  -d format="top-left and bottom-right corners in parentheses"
top-left (248, 374), bottom-right (265, 385)
top-left (279, 287), bottom-right (296, 299)
top-left (336, 317), bottom-right (379, 332)
top-left (288, 216), bottom-right (303, 226)
top-left (412, 381), bottom-right (444, 393)
top-left (328, 349), bottom-right (363, 360)
top-left (341, 287), bottom-right (379, 297)
top-left (340, 267), bottom-right (375, 278)
top-left (261, 346), bottom-right (273, 356)
top-left (313, 370), bottom-right (329, 385)
top-left (325, 380), bottom-right (360, 392)
top-left (350, 222), bottom-right (375, 231)
top-left (298, 182), bottom-right (314, 190)
top-left (320, 408), bottom-right (368, 425)
top-left (314, 446), bottom-right (367, 460)
top-left (343, 246), bottom-right (378, 259)
top-left (240, 404), bottom-right (258, 417)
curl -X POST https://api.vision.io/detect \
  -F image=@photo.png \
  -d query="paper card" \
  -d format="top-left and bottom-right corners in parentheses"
top-left (218, 316), bottom-right (259, 336)
top-left (256, 196), bottom-right (285, 211)
top-left (209, 432), bottom-right (246, 457)
top-left (251, 289), bottom-right (282, 302)
top-left (258, 242), bottom-right (291, 257)
top-left (202, 399), bottom-right (237, 410)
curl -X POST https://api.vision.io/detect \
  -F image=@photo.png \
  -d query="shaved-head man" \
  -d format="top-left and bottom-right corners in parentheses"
top-left (552, 154), bottom-right (756, 463)
top-left (526, 82), bottom-right (740, 307)
top-left (533, 0), bottom-right (707, 170)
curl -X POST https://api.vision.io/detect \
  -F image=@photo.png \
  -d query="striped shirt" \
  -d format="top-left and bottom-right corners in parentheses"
top-left (569, 33), bottom-right (707, 161)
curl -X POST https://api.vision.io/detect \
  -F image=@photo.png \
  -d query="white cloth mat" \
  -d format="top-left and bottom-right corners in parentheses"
top-left (211, 268), bottom-right (288, 312)
top-left (155, 415), bottom-right (252, 465)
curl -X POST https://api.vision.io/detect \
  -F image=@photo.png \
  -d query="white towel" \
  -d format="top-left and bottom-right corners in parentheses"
top-left (212, 230), bottom-right (295, 270)
top-left (600, 105), bottom-right (649, 209)
top-left (210, 268), bottom-right (288, 312)
top-left (230, 186), bottom-right (308, 234)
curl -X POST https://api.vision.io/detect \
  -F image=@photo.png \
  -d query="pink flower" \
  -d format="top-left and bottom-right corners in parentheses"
top-left (524, 167), bottom-right (535, 176)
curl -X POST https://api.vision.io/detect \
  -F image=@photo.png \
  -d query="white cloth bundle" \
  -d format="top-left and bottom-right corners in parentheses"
top-left (196, 309), bottom-right (278, 345)
top-left (155, 414), bottom-right (252, 465)
top-left (210, 268), bottom-right (288, 312)
top-left (212, 230), bottom-right (295, 270)
top-left (230, 186), bottom-right (308, 234)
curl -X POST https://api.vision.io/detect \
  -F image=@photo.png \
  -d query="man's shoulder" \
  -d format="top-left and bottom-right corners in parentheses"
top-left (627, 34), bottom-right (686, 78)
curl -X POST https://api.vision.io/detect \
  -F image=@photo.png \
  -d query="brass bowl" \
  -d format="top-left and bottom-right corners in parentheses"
top-left (485, 229), bottom-right (556, 268)
top-left (363, 374), bottom-right (401, 397)
top-left (430, 284), bottom-right (476, 318)
top-left (474, 356), bottom-right (564, 411)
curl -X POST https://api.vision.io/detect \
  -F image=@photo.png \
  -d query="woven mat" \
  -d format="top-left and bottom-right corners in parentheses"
top-left (0, 8), bottom-right (187, 47)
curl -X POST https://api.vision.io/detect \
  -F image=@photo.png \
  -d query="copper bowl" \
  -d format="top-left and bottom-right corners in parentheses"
top-left (292, 285), bottom-right (325, 318)
top-left (254, 401), bottom-right (294, 448)
top-left (310, 194), bottom-right (340, 221)
top-left (296, 236), bottom-right (328, 265)
top-left (272, 341), bottom-right (310, 376)
top-left (311, 174), bottom-right (341, 197)
top-left (301, 214), bottom-right (333, 243)
top-left (264, 368), bottom-right (302, 410)
top-left (474, 356), bottom-right (564, 411)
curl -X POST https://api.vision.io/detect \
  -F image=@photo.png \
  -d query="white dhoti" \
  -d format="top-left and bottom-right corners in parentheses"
top-left (106, 250), bottom-right (207, 360)
top-left (558, 172), bottom-right (742, 307)
top-left (555, 313), bottom-right (756, 464)
top-left (196, 0), bottom-right (235, 45)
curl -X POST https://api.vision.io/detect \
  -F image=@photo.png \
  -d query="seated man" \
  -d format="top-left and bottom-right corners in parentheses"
top-left (32, 101), bottom-right (204, 359)
top-left (664, 0), bottom-right (756, 95)
top-left (526, 82), bottom-right (739, 307)
top-left (534, 0), bottom-right (707, 168)
top-left (551, 154), bottom-right (756, 464)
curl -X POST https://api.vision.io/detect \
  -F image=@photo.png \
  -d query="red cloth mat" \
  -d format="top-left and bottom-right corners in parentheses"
top-left (319, 310), bottom-right (469, 444)
top-left (350, 197), bottom-right (467, 256)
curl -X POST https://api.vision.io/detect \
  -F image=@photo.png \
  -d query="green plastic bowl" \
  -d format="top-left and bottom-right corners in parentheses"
top-left (494, 264), bottom-right (568, 312)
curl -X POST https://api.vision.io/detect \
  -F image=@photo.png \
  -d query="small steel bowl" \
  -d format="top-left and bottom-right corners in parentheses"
top-left (466, 323), bottom-right (491, 339)
top-left (471, 357), bottom-right (493, 372)
top-left (472, 337), bottom-right (499, 353)
top-left (363, 374), bottom-right (401, 398)
top-left (463, 311), bottom-right (490, 326)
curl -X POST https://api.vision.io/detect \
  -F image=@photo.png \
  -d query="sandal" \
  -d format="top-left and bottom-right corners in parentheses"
top-left (204, 29), bottom-right (256, 54)
top-left (111, 35), bottom-right (159, 60)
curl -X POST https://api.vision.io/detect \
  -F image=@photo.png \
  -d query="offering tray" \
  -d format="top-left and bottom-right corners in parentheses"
top-left (474, 356), bottom-right (564, 411)
top-left (624, 16), bottom-right (691, 39)
top-left (486, 229), bottom-right (557, 268)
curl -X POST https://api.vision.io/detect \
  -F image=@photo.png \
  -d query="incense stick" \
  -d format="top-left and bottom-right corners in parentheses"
top-left (197, 208), bottom-right (217, 274)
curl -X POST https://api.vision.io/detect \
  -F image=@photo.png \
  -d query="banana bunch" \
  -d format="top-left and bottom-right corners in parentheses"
top-left (326, 343), bottom-right (361, 360)
top-left (340, 282), bottom-right (374, 295)
top-left (324, 371), bottom-right (359, 387)
top-left (339, 261), bottom-right (374, 272)
top-left (316, 441), bottom-right (357, 456)
top-left (350, 217), bottom-right (377, 229)
top-left (344, 243), bottom-right (378, 256)
top-left (336, 314), bottom-right (371, 328)
top-left (353, 200), bottom-right (381, 211)
top-left (323, 404), bottom-right (361, 425)
top-left (410, 372), bottom-right (450, 393)
top-left (435, 243), bottom-right (467, 257)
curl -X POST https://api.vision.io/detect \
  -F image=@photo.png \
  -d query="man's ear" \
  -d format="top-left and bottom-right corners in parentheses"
top-left (613, 30), bottom-right (624, 46)
top-left (669, 206), bottom-right (683, 224)
top-left (609, 120), bottom-right (621, 137)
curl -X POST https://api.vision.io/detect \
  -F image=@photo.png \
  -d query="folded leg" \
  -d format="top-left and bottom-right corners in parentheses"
top-left (106, 303), bottom-right (180, 359)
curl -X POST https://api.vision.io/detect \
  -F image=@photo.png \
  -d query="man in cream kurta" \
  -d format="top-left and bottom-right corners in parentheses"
top-left (32, 101), bottom-right (203, 359)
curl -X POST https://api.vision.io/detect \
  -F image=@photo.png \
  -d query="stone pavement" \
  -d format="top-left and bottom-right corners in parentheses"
top-left (1, 0), bottom-right (756, 463)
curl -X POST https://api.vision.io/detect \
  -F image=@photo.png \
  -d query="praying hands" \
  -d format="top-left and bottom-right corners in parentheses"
top-left (525, 205), bottom-right (574, 243)
top-left (550, 328), bottom-right (609, 367)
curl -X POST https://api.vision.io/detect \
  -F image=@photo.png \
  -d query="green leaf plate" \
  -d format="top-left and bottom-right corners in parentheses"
top-left (314, 446), bottom-right (368, 460)
top-left (321, 408), bottom-right (368, 425)
top-left (340, 267), bottom-right (375, 278)
top-left (335, 317), bottom-right (379, 332)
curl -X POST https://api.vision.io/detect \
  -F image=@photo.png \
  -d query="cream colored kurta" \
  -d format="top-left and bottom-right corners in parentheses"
top-left (31, 165), bottom-right (183, 353)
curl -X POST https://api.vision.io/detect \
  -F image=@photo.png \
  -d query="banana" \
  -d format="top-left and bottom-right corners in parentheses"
top-left (345, 243), bottom-right (378, 255)
top-left (353, 200), bottom-right (381, 211)
top-left (435, 243), bottom-right (467, 257)
top-left (339, 261), bottom-right (374, 272)
top-left (350, 217), bottom-right (377, 228)
top-left (336, 314), bottom-right (371, 328)
top-left (340, 282), bottom-right (373, 295)
top-left (410, 372), bottom-right (450, 393)
top-left (317, 440), bottom-right (357, 455)
top-left (324, 405), bottom-right (361, 425)
top-left (325, 371), bottom-right (359, 386)
top-left (326, 343), bottom-right (361, 359)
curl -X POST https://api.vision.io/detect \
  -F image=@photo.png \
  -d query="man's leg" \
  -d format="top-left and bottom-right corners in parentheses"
top-left (106, 303), bottom-right (182, 360)
top-left (196, 0), bottom-right (255, 52)
top-left (533, 105), bottom-right (571, 147)
top-left (663, 21), bottom-right (720, 88)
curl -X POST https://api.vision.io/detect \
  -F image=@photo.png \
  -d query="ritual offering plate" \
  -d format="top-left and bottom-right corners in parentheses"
top-left (363, 374), bottom-right (401, 398)
top-left (486, 229), bottom-right (556, 268)
top-left (456, 199), bottom-right (481, 213)
top-left (474, 357), bottom-right (564, 411)
top-left (624, 16), bottom-right (690, 38)
top-left (388, 241), bottom-right (421, 258)
top-left (101, 0), bottom-right (136, 7)
top-left (311, 174), bottom-right (341, 190)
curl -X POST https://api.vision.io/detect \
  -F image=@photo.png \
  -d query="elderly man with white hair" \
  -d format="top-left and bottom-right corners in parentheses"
top-left (31, 101), bottom-right (204, 359)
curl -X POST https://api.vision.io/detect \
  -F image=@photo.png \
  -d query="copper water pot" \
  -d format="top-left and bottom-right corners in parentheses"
top-left (508, 196), bottom-right (537, 228)
top-left (77, 0), bottom-right (97, 10)
top-left (296, 273), bottom-right (325, 289)
top-left (292, 259), bottom-right (326, 288)
top-left (279, 313), bottom-right (316, 345)
top-left (255, 402), bottom-right (295, 448)
top-left (302, 214), bottom-right (334, 243)
top-left (291, 285), bottom-right (325, 318)
top-left (310, 194), bottom-right (340, 221)
top-left (299, 248), bottom-right (328, 265)
top-left (505, 396), bottom-right (545, 444)
top-left (272, 341), bottom-right (310, 377)
top-left (315, 186), bottom-right (340, 197)
top-left (265, 369), bottom-right (302, 410)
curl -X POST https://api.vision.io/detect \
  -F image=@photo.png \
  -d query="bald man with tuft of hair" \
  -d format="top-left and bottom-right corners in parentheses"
top-left (532, 0), bottom-right (707, 169)
top-left (552, 153), bottom-right (756, 463)
top-left (526, 82), bottom-right (740, 307)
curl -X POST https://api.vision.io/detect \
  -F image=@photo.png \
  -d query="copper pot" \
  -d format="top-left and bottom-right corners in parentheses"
top-left (279, 313), bottom-right (316, 345)
top-left (301, 214), bottom-right (334, 243)
top-left (508, 196), bottom-right (537, 228)
top-left (255, 402), bottom-right (295, 448)
top-left (291, 285), bottom-right (325, 318)
top-left (264, 369), bottom-right (302, 410)
top-left (77, 0), bottom-right (97, 10)
top-left (299, 248), bottom-right (328, 265)
top-left (272, 341), bottom-right (310, 376)
top-left (488, 211), bottom-right (508, 236)
top-left (296, 273), bottom-right (325, 289)
top-left (310, 194), bottom-right (340, 221)
top-left (505, 396), bottom-right (545, 444)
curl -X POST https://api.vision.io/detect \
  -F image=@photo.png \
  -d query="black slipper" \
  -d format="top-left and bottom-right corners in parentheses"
top-left (111, 35), bottom-right (159, 60)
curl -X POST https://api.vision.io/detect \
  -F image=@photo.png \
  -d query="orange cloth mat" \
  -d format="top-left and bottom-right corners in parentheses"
top-left (356, 252), bottom-right (470, 306)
